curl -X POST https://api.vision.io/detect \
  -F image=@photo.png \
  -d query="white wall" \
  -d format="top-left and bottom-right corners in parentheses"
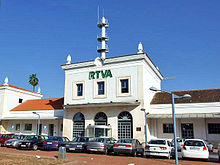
top-left (6, 119), bottom-right (63, 136)
top-left (0, 85), bottom-right (42, 119)
top-left (149, 118), bottom-right (220, 147)
top-left (65, 61), bottom-right (140, 105)
top-left (0, 89), bottom-right (5, 118)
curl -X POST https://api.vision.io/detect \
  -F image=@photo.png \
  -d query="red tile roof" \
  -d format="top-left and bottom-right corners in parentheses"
top-left (0, 84), bottom-right (37, 94)
top-left (10, 98), bottom-right (64, 111)
top-left (151, 88), bottom-right (220, 104)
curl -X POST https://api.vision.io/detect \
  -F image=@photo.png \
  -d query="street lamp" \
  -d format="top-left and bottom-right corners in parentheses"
top-left (32, 112), bottom-right (40, 136)
top-left (149, 87), bottom-right (191, 165)
top-left (141, 108), bottom-right (149, 145)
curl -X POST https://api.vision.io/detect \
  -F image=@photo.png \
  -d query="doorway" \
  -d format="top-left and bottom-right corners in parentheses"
top-left (49, 124), bottom-right (54, 136)
top-left (181, 123), bottom-right (194, 139)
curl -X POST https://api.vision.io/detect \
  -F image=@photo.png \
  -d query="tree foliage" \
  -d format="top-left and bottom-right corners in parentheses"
top-left (29, 74), bottom-right (39, 92)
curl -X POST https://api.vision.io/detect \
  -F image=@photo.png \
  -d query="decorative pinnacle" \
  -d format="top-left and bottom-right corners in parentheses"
top-left (138, 42), bottom-right (143, 54)
top-left (37, 86), bottom-right (41, 94)
top-left (66, 54), bottom-right (71, 64)
top-left (4, 77), bottom-right (8, 86)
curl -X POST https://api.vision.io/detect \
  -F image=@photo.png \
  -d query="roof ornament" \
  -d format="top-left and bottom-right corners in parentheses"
top-left (137, 42), bottom-right (143, 54)
top-left (94, 57), bottom-right (103, 67)
top-left (37, 86), bottom-right (41, 94)
top-left (66, 54), bottom-right (71, 64)
top-left (4, 77), bottom-right (8, 86)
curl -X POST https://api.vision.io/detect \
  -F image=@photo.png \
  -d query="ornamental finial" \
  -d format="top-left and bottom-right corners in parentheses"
top-left (137, 42), bottom-right (143, 54)
top-left (66, 54), bottom-right (71, 64)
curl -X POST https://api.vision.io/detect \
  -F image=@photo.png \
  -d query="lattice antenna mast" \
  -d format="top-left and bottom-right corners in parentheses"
top-left (97, 9), bottom-right (109, 60)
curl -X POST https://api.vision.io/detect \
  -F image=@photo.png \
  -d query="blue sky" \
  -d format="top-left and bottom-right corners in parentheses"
top-left (0, 0), bottom-right (220, 98)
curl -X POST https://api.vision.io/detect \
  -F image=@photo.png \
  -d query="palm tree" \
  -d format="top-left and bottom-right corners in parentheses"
top-left (29, 74), bottom-right (39, 92)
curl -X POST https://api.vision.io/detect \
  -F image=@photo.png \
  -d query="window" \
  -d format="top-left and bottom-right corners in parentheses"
top-left (208, 123), bottom-right (220, 134)
top-left (118, 111), bottom-right (133, 139)
top-left (77, 83), bottom-right (83, 96)
top-left (117, 76), bottom-right (131, 97)
top-left (121, 79), bottom-right (129, 93)
top-left (94, 79), bottom-right (107, 98)
top-left (24, 124), bottom-right (32, 131)
top-left (163, 124), bottom-right (173, 133)
top-left (15, 124), bottom-right (20, 131)
top-left (73, 81), bottom-right (85, 99)
top-left (98, 81), bottom-right (105, 95)
top-left (73, 113), bottom-right (85, 138)
top-left (19, 98), bottom-right (23, 103)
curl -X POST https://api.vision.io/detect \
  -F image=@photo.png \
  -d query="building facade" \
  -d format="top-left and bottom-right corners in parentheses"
top-left (62, 51), bottom-right (163, 142)
top-left (0, 78), bottom-right (63, 136)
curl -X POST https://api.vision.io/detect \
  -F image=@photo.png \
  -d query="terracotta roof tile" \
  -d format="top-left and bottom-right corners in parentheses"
top-left (10, 98), bottom-right (64, 111)
top-left (0, 84), bottom-right (37, 94)
top-left (151, 88), bottom-right (220, 104)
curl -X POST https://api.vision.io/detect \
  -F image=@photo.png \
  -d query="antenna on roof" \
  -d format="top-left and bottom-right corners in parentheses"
top-left (97, 8), bottom-right (109, 61)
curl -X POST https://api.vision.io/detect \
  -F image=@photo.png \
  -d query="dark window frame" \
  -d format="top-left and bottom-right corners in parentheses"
top-left (120, 79), bottom-right (129, 93)
top-left (163, 123), bottom-right (174, 133)
top-left (76, 83), bottom-right (83, 97)
top-left (208, 123), bottom-right (220, 134)
top-left (97, 81), bottom-right (105, 95)
top-left (24, 124), bottom-right (32, 131)
top-left (15, 124), bottom-right (20, 131)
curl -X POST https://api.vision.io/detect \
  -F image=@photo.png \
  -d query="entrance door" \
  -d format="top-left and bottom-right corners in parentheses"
top-left (39, 124), bottom-right (42, 135)
top-left (95, 128), bottom-right (105, 137)
top-left (181, 123), bottom-right (194, 139)
top-left (118, 122), bottom-right (132, 139)
top-left (49, 124), bottom-right (54, 136)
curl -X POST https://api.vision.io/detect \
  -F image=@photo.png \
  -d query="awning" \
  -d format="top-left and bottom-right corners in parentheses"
top-left (87, 125), bottom-right (112, 129)
top-left (64, 101), bottom-right (140, 108)
top-left (148, 113), bottom-right (220, 119)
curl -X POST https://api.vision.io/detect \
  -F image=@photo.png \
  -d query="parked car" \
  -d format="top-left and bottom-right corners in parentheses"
top-left (0, 134), bottom-right (15, 147)
top-left (181, 139), bottom-right (209, 160)
top-left (204, 140), bottom-right (213, 152)
top-left (17, 135), bottom-right (48, 150)
top-left (171, 138), bottom-right (185, 152)
top-left (145, 139), bottom-right (173, 159)
top-left (86, 137), bottom-right (116, 155)
top-left (65, 137), bottom-right (91, 152)
top-left (218, 142), bottom-right (220, 162)
top-left (113, 138), bottom-right (144, 157)
top-left (5, 135), bottom-right (27, 148)
top-left (42, 136), bottom-right (70, 150)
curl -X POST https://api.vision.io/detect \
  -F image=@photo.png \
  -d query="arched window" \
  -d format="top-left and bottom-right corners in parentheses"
top-left (118, 111), bottom-right (133, 139)
top-left (94, 112), bottom-right (107, 125)
top-left (73, 112), bottom-right (85, 138)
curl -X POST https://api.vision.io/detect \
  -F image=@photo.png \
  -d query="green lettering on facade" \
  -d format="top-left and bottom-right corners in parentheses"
top-left (89, 70), bottom-right (112, 80)
top-left (89, 71), bottom-right (95, 80)
top-left (101, 71), bottom-right (106, 78)
top-left (105, 70), bottom-right (112, 78)
top-left (95, 71), bottom-right (100, 79)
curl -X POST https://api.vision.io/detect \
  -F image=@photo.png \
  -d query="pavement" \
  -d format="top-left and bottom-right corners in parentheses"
top-left (0, 147), bottom-right (219, 165)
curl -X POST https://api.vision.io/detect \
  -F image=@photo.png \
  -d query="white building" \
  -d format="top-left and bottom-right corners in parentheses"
top-left (149, 89), bottom-right (220, 146)
top-left (0, 78), bottom-right (63, 136)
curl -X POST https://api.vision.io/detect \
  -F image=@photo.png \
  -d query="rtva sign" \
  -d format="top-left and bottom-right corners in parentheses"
top-left (89, 70), bottom-right (112, 80)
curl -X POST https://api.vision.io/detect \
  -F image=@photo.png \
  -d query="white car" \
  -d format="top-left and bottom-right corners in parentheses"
top-left (145, 139), bottom-right (173, 159)
top-left (181, 139), bottom-right (209, 160)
